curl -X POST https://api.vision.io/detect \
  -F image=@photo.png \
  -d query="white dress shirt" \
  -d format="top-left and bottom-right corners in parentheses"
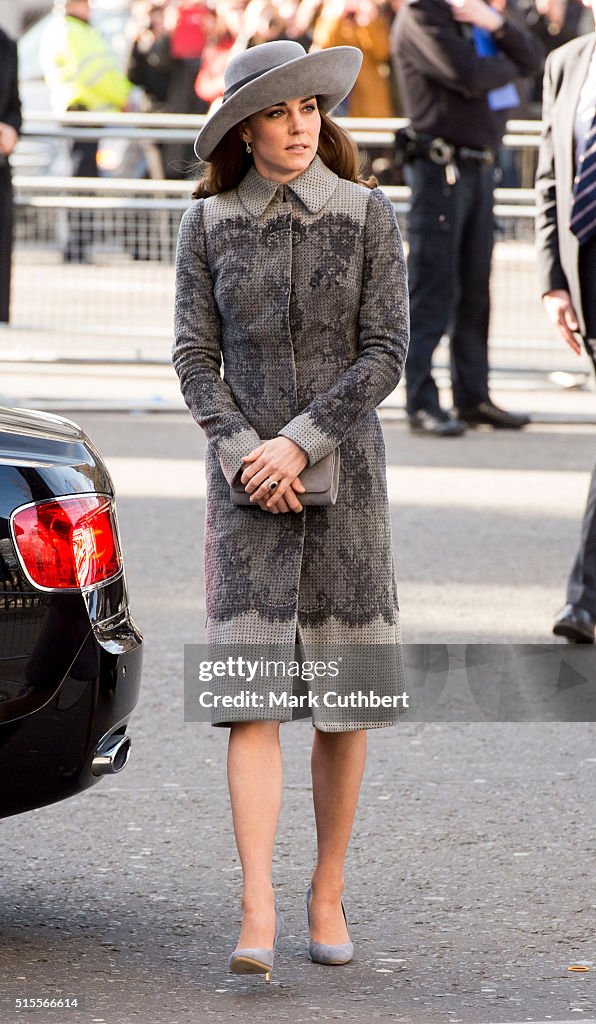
top-left (574, 40), bottom-right (596, 169)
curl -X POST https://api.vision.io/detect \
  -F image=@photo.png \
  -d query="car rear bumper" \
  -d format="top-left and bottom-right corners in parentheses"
top-left (0, 609), bottom-right (143, 819)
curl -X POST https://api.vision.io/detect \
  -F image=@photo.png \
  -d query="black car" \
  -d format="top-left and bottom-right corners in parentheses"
top-left (0, 406), bottom-right (143, 819)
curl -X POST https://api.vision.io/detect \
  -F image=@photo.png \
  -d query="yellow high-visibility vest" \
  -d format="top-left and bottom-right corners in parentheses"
top-left (40, 15), bottom-right (132, 112)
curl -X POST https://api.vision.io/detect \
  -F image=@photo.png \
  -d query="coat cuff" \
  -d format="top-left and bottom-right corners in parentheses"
top-left (277, 414), bottom-right (336, 466)
top-left (537, 261), bottom-right (569, 297)
top-left (214, 425), bottom-right (263, 486)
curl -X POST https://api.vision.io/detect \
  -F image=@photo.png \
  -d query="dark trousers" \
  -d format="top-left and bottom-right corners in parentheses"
top-left (567, 464), bottom-right (596, 614)
top-left (404, 157), bottom-right (495, 414)
top-left (65, 139), bottom-right (98, 262)
top-left (579, 235), bottom-right (596, 369)
top-left (566, 237), bottom-right (596, 613)
top-left (0, 164), bottom-right (13, 323)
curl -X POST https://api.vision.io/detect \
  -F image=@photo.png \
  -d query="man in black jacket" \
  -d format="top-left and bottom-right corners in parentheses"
top-left (0, 28), bottom-right (22, 324)
top-left (391, 0), bottom-right (542, 435)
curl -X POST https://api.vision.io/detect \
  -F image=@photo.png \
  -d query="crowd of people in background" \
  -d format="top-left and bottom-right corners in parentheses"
top-left (122, 0), bottom-right (403, 176)
top-left (21, 0), bottom-right (593, 185)
top-left (127, 0), bottom-right (399, 124)
top-left (125, 0), bottom-right (592, 130)
top-left (132, 0), bottom-right (589, 109)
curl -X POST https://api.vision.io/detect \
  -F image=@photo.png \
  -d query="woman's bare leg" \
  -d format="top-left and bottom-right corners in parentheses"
top-left (227, 721), bottom-right (283, 948)
top-left (309, 728), bottom-right (367, 942)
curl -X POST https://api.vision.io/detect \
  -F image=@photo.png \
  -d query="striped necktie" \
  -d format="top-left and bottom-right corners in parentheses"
top-left (570, 108), bottom-right (596, 247)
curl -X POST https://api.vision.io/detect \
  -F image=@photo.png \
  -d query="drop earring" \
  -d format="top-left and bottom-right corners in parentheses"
top-left (245, 141), bottom-right (252, 154)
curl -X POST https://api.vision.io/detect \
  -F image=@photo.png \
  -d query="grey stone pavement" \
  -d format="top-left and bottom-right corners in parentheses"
top-left (0, 407), bottom-right (595, 1024)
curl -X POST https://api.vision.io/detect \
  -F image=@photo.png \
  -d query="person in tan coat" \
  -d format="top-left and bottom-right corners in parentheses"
top-left (311, 0), bottom-right (394, 115)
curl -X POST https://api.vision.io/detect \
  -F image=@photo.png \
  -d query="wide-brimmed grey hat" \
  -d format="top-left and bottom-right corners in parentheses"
top-left (194, 40), bottom-right (363, 162)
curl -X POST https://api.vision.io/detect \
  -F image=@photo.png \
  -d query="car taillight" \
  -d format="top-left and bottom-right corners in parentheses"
top-left (11, 495), bottom-right (122, 590)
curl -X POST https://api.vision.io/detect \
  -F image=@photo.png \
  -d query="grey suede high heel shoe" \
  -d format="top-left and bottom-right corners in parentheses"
top-left (306, 884), bottom-right (354, 965)
top-left (228, 904), bottom-right (284, 984)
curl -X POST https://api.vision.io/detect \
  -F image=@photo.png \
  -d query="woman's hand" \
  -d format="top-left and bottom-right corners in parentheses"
top-left (251, 477), bottom-right (307, 513)
top-left (271, 477), bottom-right (307, 512)
top-left (240, 438), bottom-right (309, 510)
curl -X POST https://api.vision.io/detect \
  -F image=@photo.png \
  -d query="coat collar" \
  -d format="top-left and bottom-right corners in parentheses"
top-left (237, 154), bottom-right (339, 217)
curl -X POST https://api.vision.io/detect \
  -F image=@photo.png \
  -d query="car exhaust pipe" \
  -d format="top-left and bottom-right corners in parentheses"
top-left (91, 731), bottom-right (132, 776)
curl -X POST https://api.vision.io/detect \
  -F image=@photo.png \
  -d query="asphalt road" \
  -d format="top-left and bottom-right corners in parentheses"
top-left (1, 412), bottom-right (594, 1024)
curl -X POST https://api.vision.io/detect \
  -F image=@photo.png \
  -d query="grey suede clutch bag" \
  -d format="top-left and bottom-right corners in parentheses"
top-left (230, 449), bottom-right (340, 507)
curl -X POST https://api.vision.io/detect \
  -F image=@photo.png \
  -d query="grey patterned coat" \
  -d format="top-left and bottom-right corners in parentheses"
top-left (173, 154), bottom-right (409, 730)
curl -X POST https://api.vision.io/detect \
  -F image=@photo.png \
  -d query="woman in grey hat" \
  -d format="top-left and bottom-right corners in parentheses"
top-left (172, 39), bottom-right (409, 983)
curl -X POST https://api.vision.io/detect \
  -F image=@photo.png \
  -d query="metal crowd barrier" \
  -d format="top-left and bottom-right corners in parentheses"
top-left (17, 110), bottom-right (544, 145)
top-left (5, 113), bottom-right (591, 379)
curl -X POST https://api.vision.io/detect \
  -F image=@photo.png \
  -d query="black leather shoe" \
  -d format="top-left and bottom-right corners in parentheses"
top-left (552, 604), bottom-right (596, 643)
top-left (408, 410), bottom-right (467, 436)
top-left (456, 400), bottom-right (531, 429)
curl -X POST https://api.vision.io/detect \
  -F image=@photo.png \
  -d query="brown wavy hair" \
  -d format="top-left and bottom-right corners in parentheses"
top-left (191, 107), bottom-right (377, 199)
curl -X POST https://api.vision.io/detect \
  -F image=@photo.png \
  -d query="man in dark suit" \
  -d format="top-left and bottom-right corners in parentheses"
top-left (0, 28), bottom-right (22, 324)
top-left (535, 4), bottom-right (596, 642)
